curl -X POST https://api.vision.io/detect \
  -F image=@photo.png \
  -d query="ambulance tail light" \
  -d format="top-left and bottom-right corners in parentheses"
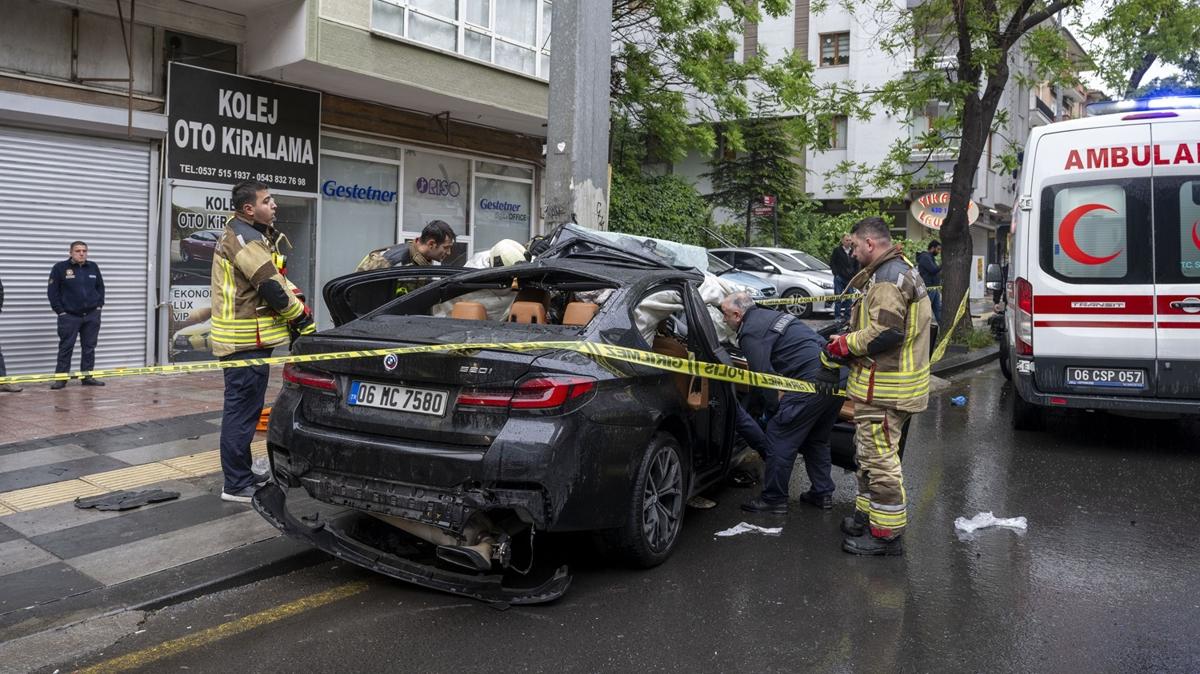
top-left (1014, 277), bottom-right (1034, 356)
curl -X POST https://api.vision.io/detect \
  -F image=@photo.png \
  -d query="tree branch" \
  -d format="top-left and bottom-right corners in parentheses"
top-left (1126, 52), bottom-right (1158, 97)
top-left (1017, 0), bottom-right (1082, 38)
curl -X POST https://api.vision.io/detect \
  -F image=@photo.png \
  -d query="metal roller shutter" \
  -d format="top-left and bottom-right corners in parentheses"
top-left (0, 126), bottom-right (151, 375)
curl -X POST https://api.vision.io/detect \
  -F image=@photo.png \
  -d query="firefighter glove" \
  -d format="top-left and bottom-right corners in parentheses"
top-left (826, 334), bottom-right (850, 358)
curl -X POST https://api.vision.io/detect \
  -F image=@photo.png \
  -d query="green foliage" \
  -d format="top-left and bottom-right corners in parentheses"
top-left (1082, 0), bottom-right (1200, 96)
top-left (951, 326), bottom-right (996, 349)
top-left (611, 0), bottom-right (818, 163)
top-left (607, 170), bottom-right (718, 247)
top-left (702, 114), bottom-right (804, 245)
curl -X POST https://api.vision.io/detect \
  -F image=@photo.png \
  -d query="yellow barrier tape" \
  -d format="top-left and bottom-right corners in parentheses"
top-left (756, 285), bottom-right (942, 307)
top-left (0, 292), bottom-right (969, 396)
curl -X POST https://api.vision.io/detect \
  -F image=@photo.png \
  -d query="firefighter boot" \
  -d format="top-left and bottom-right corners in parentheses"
top-left (842, 527), bottom-right (904, 556)
top-left (841, 510), bottom-right (868, 537)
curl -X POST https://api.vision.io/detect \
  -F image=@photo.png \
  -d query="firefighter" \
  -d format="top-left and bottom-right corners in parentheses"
top-left (826, 216), bottom-right (932, 555)
top-left (719, 291), bottom-right (844, 514)
top-left (354, 220), bottom-right (457, 271)
top-left (212, 180), bottom-right (314, 504)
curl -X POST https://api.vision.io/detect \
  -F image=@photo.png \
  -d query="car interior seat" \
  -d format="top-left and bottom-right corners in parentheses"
top-left (450, 301), bottom-right (488, 320)
top-left (562, 302), bottom-right (599, 327)
top-left (507, 301), bottom-right (547, 324)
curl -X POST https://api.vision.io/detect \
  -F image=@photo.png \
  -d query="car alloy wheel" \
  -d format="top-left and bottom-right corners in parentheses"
top-left (783, 289), bottom-right (815, 318)
top-left (641, 443), bottom-right (683, 554)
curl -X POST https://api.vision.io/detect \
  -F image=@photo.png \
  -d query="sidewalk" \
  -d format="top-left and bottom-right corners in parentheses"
top-left (0, 368), bottom-right (321, 643)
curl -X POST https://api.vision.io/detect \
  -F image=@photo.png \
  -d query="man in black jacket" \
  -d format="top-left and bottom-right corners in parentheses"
top-left (47, 241), bottom-right (105, 389)
top-left (917, 240), bottom-right (942, 323)
top-left (720, 291), bottom-right (844, 514)
top-left (0, 274), bottom-right (20, 392)
top-left (829, 234), bottom-right (858, 320)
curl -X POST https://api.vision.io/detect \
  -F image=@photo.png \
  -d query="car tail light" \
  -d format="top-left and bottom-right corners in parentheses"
top-left (511, 376), bottom-right (595, 409)
top-left (456, 375), bottom-right (595, 411)
top-left (1014, 277), bottom-right (1034, 356)
top-left (283, 363), bottom-right (337, 391)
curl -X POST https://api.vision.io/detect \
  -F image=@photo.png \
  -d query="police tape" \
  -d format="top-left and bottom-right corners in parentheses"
top-left (756, 285), bottom-right (943, 307)
top-left (0, 293), bottom-right (971, 398)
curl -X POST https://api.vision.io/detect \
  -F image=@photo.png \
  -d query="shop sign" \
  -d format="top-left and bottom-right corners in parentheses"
top-left (415, 177), bottom-right (462, 198)
top-left (479, 198), bottom-right (529, 222)
top-left (910, 191), bottom-right (980, 230)
top-left (167, 63), bottom-right (321, 193)
top-left (321, 180), bottom-right (397, 203)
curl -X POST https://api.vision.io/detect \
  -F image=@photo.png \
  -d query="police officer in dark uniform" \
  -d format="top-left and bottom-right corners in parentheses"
top-left (47, 241), bottom-right (105, 389)
top-left (719, 291), bottom-right (844, 514)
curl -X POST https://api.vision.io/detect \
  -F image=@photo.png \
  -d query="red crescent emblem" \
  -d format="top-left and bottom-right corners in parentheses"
top-left (1192, 220), bottom-right (1200, 250)
top-left (1059, 203), bottom-right (1122, 265)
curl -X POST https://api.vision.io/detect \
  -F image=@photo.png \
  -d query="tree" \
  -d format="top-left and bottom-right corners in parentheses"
top-left (812, 0), bottom-right (1086, 334)
top-left (610, 0), bottom-right (815, 163)
top-left (702, 114), bottom-right (804, 245)
top-left (1082, 0), bottom-right (1200, 97)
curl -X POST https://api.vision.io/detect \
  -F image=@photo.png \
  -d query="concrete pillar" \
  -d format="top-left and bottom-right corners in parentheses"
top-left (543, 0), bottom-right (612, 231)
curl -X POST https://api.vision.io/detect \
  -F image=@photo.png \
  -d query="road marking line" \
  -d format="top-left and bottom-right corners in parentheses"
top-left (0, 479), bottom-right (107, 511)
top-left (75, 582), bottom-right (369, 674)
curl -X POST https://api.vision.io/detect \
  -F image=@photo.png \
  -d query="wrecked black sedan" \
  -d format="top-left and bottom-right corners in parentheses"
top-left (253, 226), bottom-right (870, 604)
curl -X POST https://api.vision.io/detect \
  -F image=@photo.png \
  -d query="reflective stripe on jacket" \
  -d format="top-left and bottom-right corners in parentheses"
top-left (210, 217), bottom-right (304, 358)
top-left (844, 246), bottom-right (933, 412)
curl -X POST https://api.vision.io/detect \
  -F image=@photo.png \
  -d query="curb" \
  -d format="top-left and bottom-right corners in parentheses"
top-left (0, 536), bottom-right (326, 644)
top-left (932, 345), bottom-right (1000, 378)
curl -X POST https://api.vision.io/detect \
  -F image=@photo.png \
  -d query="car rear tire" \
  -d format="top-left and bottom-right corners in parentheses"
top-left (1011, 389), bottom-right (1044, 431)
top-left (783, 289), bottom-right (814, 319)
top-left (602, 433), bottom-right (686, 568)
top-left (998, 341), bottom-right (1012, 380)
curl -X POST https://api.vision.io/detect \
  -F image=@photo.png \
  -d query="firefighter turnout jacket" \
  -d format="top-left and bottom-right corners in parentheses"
top-left (844, 246), bottom-right (933, 412)
top-left (210, 217), bottom-right (312, 358)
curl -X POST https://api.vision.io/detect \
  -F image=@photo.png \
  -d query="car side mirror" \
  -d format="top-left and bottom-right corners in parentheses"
top-left (762, 265), bottom-right (779, 274)
top-left (985, 263), bottom-right (1002, 285)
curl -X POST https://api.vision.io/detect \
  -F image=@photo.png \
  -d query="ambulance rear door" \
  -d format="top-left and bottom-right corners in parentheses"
top-left (1150, 116), bottom-right (1200, 400)
top-left (1028, 123), bottom-right (1158, 398)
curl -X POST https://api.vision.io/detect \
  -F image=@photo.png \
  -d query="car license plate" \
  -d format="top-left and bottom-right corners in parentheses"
top-left (1065, 367), bottom-right (1146, 389)
top-left (348, 381), bottom-right (448, 416)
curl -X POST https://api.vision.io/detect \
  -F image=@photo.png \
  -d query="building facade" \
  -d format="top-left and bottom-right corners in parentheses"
top-left (0, 0), bottom-right (551, 374)
top-left (671, 1), bottom-right (1091, 265)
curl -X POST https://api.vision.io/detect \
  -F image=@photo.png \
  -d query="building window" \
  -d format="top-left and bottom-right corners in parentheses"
top-left (831, 116), bottom-right (848, 149)
top-left (819, 32), bottom-right (849, 66)
top-left (910, 100), bottom-right (957, 150)
top-left (371, 0), bottom-right (552, 79)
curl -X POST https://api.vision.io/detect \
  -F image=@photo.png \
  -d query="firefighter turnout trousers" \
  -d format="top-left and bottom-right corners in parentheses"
top-left (853, 402), bottom-right (909, 534)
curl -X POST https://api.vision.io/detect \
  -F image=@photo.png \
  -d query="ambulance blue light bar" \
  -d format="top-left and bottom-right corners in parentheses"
top-left (1087, 95), bottom-right (1200, 117)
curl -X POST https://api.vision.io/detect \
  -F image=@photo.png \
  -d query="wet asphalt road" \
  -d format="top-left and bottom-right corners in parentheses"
top-left (60, 365), bottom-right (1200, 673)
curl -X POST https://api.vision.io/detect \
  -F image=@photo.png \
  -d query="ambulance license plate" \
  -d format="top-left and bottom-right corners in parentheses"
top-left (348, 381), bottom-right (448, 416)
top-left (1065, 367), bottom-right (1145, 389)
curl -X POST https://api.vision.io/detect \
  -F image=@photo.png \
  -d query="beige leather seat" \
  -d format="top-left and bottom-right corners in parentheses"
top-left (507, 301), bottom-right (547, 324)
top-left (562, 302), bottom-right (599, 327)
top-left (450, 301), bottom-right (487, 320)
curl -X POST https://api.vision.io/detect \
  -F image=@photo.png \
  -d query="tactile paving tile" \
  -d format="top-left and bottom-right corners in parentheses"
top-left (161, 450), bottom-right (223, 477)
top-left (0, 479), bottom-right (107, 511)
top-left (80, 463), bottom-right (191, 491)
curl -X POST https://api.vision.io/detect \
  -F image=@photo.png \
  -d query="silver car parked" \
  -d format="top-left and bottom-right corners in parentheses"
top-left (709, 247), bottom-right (836, 318)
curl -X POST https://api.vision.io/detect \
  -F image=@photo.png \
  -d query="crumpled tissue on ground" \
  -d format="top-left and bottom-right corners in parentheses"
top-left (954, 511), bottom-right (1028, 534)
top-left (715, 522), bottom-right (783, 537)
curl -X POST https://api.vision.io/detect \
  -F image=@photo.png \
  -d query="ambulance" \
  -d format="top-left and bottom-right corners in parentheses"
top-left (1002, 97), bottom-right (1200, 430)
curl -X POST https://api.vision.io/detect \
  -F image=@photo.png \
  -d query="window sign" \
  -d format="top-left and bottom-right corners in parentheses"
top-left (474, 176), bottom-right (532, 250)
top-left (1051, 184), bottom-right (1128, 279)
top-left (1178, 181), bottom-right (1200, 277)
top-left (403, 149), bottom-right (470, 236)
top-left (320, 156), bottom-right (399, 296)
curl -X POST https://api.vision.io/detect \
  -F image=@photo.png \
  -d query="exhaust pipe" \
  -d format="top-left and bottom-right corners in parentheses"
top-left (371, 513), bottom-right (509, 571)
top-left (436, 541), bottom-right (494, 572)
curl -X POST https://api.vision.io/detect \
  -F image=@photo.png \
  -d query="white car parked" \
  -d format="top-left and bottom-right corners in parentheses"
top-left (709, 247), bottom-right (836, 318)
